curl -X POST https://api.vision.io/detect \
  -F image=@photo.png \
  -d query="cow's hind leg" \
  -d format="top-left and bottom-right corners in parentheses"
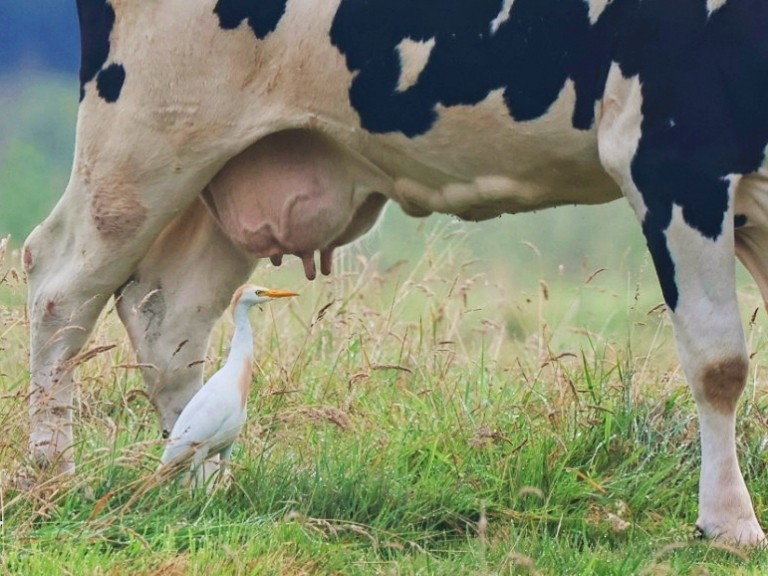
top-left (24, 155), bottom-right (217, 474)
top-left (734, 169), bottom-right (768, 309)
top-left (599, 68), bottom-right (764, 543)
top-left (115, 198), bottom-right (255, 438)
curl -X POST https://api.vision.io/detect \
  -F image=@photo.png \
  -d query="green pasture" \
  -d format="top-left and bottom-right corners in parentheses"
top-left (2, 223), bottom-right (768, 575)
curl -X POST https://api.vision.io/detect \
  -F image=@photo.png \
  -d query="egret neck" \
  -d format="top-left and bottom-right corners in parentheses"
top-left (230, 301), bottom-right (256, 405)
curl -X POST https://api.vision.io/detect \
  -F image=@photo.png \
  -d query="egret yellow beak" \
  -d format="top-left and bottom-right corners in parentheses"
top-left (263, 289), bottom-right (299, 299)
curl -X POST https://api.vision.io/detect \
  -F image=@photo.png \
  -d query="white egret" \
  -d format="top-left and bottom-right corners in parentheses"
top-left (158, 284), bottom-right (297, 486)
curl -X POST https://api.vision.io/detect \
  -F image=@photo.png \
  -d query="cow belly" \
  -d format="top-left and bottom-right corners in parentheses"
top-left (203, 130), bottom-right (391, 280)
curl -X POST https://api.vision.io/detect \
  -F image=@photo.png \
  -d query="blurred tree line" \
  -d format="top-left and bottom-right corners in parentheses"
top-left (0, 76), bottom-right (78, 243)
top-left (0, 0), bottom-right (79, 75)
top-left (0, 1), bottom-right (79, 243)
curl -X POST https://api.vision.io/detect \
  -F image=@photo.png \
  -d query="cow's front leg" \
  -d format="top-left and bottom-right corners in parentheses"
top-left (24, 162), bottom-right (216, 474)
top-left (599, 65), bottom-right (764, 544)
top-left (661, 203), bottom-right (763, 543)
top-left (24, 215), bottom-right (112, 474)
top-left (115, 198), bottom-right (255, 437)
top-left (629, 191), bottom-right (761, 542)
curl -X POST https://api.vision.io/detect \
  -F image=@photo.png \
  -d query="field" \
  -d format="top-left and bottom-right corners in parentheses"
top-left (2, 212), bottom-right (768, 575)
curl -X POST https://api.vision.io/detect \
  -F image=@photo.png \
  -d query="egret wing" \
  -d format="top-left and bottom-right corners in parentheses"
top-left (160, 364), bottom-right (245, 464)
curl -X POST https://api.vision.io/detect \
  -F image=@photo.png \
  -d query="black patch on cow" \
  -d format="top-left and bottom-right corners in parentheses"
top-left (616, 0), bottom-right (768, 310)
top-left (213, 0), bottom-right (289, 39)
top-left (77, 0), bottom-right (115, 99)
top-left (96, 63), bottom-right (126, 102)
top-left (330, 0), bottom-right (623, 137)
top-left (77, 0), bottom-right (126, 103)
top-left (735, 214), bottom-right (748, 229)
top-left (330, 0), bottom-right (768, 312)
top-left (643, 216), bottom-right (680, 311)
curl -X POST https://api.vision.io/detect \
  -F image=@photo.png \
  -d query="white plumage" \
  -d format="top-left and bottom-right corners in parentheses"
top-left (158, 284), bottom-right (297, 486)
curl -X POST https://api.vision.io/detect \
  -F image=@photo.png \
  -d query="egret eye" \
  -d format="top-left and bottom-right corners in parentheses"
top-left (255, 290), bottom-right (264, 296)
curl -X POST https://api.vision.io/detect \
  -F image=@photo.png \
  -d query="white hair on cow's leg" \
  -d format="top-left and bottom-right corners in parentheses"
top-left (663, 196), bottom-right (763, 543)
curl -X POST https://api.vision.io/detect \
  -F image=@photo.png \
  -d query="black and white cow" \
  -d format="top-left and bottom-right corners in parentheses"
top-left (24, 0), bottom-right (768, 543)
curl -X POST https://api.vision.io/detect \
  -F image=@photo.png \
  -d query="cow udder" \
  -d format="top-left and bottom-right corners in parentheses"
top-left (203, 130), bottom-right (390, 279)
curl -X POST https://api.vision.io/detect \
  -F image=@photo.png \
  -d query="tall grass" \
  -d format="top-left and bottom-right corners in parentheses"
top-left (1, 225), bottom-right (768, 575)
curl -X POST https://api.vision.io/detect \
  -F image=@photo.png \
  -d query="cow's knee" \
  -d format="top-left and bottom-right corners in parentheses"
top-left (24, 215), bottom-right (104, 473)
top-left (697, 356), bottom-right (748, 416)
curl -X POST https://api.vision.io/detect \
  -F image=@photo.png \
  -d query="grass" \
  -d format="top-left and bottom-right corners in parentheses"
top-left (2, 225), bottom-right (768, 575)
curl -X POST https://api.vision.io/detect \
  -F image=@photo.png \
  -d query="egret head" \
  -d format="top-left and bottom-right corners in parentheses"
top-left (230, 284), bottom-right (298, 314)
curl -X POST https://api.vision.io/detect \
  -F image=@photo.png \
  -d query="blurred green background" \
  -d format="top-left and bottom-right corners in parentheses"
top-left (0, 1), bottom-right (658, 299)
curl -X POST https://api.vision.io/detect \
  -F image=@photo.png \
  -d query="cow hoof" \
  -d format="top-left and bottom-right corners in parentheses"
top-left (695, 518), bottom-right (766, 546)
top-left (28, 439), bottom-right (75, 476)
top-left (10, 466), bottom-right (39, 492)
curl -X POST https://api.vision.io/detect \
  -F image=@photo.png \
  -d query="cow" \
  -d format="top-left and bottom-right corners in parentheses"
top-left (23, 0), bottom-right (768, 544)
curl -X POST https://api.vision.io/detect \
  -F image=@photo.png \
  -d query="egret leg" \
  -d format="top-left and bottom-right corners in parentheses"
top-left (219, 443), bottom-right (234, 464)
top-left (187, 447), bottom-right (212, 489)
top-left (217, 443), bottom-right (235, 485)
